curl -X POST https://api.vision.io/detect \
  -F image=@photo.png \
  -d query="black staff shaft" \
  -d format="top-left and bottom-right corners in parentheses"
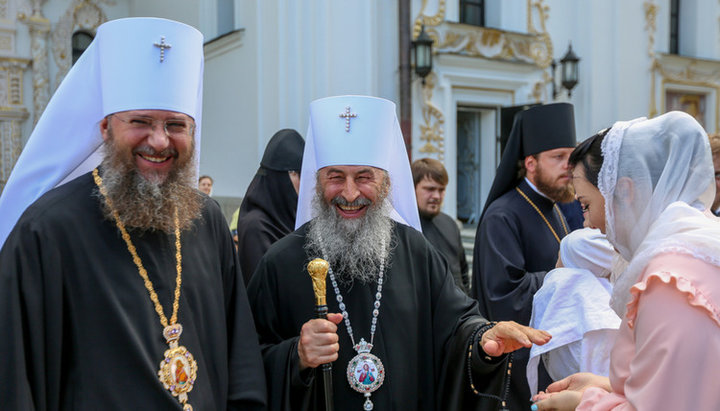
top-left (315, 304), bottom-right (334, 411)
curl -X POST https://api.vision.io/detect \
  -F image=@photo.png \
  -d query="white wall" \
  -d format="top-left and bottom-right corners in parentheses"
top-left (201, 0), bottom-right (399, 198)
top-left (545, 1), bottom-right (656, 140)
top-left (12, 0), bottom-right (720, 201)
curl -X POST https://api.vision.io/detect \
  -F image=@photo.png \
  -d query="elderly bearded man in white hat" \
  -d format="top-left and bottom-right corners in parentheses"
top-left (248, 95), bottom-right (551, 411)
top-left (0, 18), bottom-right (265, 410)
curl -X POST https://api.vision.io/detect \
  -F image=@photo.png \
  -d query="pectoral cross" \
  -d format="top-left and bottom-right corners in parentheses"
top-left (154, 36), bottom-right (172, 63)
top-left (339, 106), bottom-right (358, 132)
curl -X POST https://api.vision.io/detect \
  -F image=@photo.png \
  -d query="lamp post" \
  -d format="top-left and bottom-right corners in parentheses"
top-left (552, 43), bottom-right (580, 99)
top-left (412, 25), bottom-right (433, 84)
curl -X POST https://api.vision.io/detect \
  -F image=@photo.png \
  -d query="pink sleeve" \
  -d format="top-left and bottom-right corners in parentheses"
top-left (577, 387), bottom-right (632, 411)
top-left (579, 274), bottom-right (720, 410)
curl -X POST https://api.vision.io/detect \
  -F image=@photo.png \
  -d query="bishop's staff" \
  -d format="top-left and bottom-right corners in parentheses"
top-left (307, 258), bottom-right (334, 411)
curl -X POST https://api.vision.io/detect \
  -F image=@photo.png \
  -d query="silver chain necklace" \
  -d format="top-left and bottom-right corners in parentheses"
top-left (320, 237), bottom-right (387, 411)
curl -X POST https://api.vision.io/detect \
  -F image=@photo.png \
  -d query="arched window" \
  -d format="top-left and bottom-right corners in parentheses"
top-left (72, 31), bottom-right (94, 65)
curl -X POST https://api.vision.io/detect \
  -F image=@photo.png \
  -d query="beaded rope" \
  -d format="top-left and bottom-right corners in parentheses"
top-left (466, 322), bottom-right (513, 410)
top-left (321, 238), bottom-right (387, 348)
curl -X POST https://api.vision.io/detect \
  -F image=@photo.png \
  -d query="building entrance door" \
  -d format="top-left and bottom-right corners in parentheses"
top-left (456, 107), bottom-right (492, 224)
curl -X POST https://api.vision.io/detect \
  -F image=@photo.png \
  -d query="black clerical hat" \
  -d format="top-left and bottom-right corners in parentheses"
top-left (260, 129), bottom-right (305, 171)
top-left (481, 103), bottom-right (576, 217)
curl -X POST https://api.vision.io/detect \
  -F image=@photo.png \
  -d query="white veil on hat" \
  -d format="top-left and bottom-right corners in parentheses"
top-left (0, 17), bottom-right (204, 248)
top-left (295, 95), bottom-right (421, 231)
top-left (599, 111), bottom-right (720, 316)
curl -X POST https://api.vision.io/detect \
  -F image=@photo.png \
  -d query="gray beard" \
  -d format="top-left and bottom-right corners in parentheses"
top-left (305, 192), bottom-right (394, 286)
top-left (97, 132), bottom-right (202, 234)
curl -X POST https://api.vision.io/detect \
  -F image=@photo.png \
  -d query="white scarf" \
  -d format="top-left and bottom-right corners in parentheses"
top-left (599, 111), bottom-right (720, 316)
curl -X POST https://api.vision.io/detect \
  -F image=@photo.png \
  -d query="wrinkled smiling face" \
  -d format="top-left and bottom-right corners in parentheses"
top-left (317, 165), bottom-right (389, 219)
top-left (98, 109), bottom-right (201, 233)
top-left (307, 165), bottom-right (393, 285)
top-left (100, 109), bottom-right (195, 184)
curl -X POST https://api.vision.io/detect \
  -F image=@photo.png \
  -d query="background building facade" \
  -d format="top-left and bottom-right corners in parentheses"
top-left (3, 0), bottom-right (720, 222)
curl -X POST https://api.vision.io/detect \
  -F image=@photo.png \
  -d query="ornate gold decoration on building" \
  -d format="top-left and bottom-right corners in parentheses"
top-left (0, 58), bottom-right (31, 192)
top-left (529, 70), bottom-right (553, 103)
top-left (413, 0), bottom-right (447, 36)
top-left (52, 0), bottom-right (111, 91)
top-left (644, 1), bottom-right (658, 58)
top-left (644, 0), bottom-right (659, 117)
top-left (412, 0), bottom-right (554, 158)
top-left (653, 54), bottom-right (720, 133)
top-left (0, 0), bottom-right (8, 19)
top-left (645, 0), bottom-right (720, 131)
top-left (0, 35), bottom-right (11, 51)
top-left (418, 74), bottom-right (446, 161)
top-left (19, 11), bottom-right (51, 126)
top-left (413, 1), bottom-right (553, 68)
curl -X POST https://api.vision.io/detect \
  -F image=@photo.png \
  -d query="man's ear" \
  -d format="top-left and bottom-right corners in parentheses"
top-left (524, 155), bottom-right (537, 175)
top-left (100, 117), bottom-right (110, 142)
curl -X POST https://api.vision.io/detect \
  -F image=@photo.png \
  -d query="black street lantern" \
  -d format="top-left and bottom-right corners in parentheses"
top-left (552, 42), bottom-right (581, 99)
top-left (560, 43), bottom-right (580, 96)
top-left (412, 24), bottom-right (433, 84)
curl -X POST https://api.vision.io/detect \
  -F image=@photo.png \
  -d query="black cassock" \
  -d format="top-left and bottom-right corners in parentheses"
top-left (472, 179), bottom-right (569, 411)
top-left (420, 212), bottom-right (470, 293)
top-left (249, 222), bottom-right (510, 411)
top-left (0, 172), bottom-right (266, 410)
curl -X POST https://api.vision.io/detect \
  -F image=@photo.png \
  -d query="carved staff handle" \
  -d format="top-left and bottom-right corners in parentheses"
top-left (307, 258), bottom-right (334, 411)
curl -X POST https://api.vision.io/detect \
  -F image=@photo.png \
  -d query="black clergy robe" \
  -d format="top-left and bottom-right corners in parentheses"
top-left (248, 222), bottom-right (510, 411)
top-left (420, 212), bottom-right (470, 293)
top-left (472, 178), bottom-right (569, 411)
top-left (236, 167), bottom-right (299, 285)
top-left (0, 172), bottom-right (266, 410)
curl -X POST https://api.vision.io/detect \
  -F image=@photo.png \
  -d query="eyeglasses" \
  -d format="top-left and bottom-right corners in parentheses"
top-left (113, 114), bottom-right (195, 138)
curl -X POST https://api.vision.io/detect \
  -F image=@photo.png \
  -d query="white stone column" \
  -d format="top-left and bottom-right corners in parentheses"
top-left (20, 12), bottom-right (51, 126)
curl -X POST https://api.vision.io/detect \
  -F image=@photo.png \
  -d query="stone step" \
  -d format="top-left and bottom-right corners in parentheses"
top-left (460, 226), bottom-right (477, 276)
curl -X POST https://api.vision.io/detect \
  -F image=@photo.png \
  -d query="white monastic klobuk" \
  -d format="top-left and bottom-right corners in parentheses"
top-left (295, 95), bottom-right (422, 232)
top-left (0, 17), bottom-right (204, 248)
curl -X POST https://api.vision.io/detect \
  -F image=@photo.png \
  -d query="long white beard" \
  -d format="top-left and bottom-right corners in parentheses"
top-left (305, 192), bottom-right (394, 285)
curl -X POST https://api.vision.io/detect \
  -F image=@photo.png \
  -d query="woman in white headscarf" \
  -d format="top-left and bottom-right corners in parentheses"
top-left (532, 111), bottom-right (720, 410)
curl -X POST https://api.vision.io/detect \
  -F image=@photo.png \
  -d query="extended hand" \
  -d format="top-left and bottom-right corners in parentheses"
top-left (298, 313), bottom-right (343, 370)
top-left (531, 372), bottom-right (611, 411)
top-left (531, 390), bottom-right (582, 411)
top-left (544, 372), bottom-right (611, 395)
top-left (480, 321), bottom-right (551, 357)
